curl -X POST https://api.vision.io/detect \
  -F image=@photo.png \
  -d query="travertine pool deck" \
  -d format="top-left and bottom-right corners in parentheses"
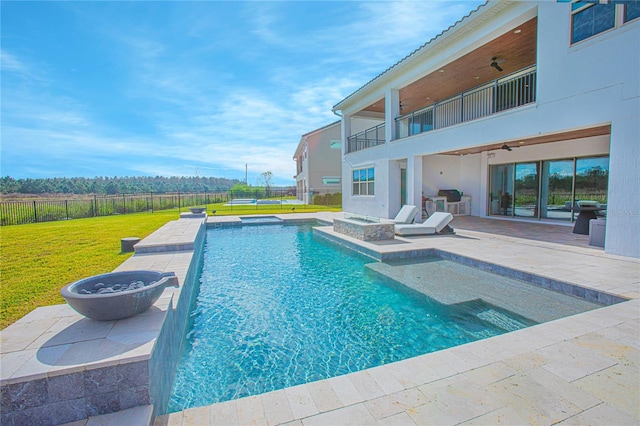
top-left (1, 213), bottom-right (638, 425)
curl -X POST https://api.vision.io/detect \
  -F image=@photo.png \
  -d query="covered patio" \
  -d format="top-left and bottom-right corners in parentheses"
top-left (448, 215), bottom-right (592, 249)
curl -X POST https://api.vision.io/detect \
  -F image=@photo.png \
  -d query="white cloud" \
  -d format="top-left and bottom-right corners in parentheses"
top-left (0, 49), bottom-right (28, 73)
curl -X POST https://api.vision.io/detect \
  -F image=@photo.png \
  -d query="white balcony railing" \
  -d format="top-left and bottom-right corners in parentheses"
top-left (396, 66), bottom-right (536, 140)
top-left (345, 66), bottom-right (537, 154)
top-left (346, 123), bottom-right (386, 154)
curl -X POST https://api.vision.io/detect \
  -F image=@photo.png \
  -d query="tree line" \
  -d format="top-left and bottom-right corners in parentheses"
top-left (0, 175), bottom-right (243, 196)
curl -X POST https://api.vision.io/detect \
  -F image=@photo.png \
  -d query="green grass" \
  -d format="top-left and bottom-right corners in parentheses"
top-left (0, 210), bottom-right (181, 329)
top-left (0, 203), bottom-right (340, 329)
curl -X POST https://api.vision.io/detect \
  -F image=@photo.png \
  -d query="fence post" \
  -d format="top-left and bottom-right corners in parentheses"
top-left (33, 200), bottom-right (38, 223)
top-left (65, 200), bottom-right (69, 220)
top-left (122, 193), bottom-right (126, 214)
top-left (151, 192), bottom-right (154, 213)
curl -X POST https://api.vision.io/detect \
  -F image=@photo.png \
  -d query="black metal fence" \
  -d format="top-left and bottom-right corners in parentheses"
top-left (0, 189), bottom-right (304, 226)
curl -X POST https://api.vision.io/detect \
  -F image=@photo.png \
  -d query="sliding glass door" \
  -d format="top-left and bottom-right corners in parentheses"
top-left (540, 159), bottom-right (574, 221)
top-left (489, 156), bottom-right (609, 221)
top-left (514, 163), bottom-right (539, 218)
top-left (489, 164), bottom-right (514, 216)
top-left (574, 157), bottom-right (609, 220)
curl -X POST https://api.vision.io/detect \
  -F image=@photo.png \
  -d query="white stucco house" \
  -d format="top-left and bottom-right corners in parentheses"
top-left (294, 118), bottom-right (380, 204)
top-left (333, 0), bottom-right (639, 258)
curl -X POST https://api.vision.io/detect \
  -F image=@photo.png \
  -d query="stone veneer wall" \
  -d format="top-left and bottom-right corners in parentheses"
top-left (1, 360), bottom-right (152, 425)
top-left (333, 218), bottom-right (394, 241)
top-left (149, 221), bottom-right (206, 418)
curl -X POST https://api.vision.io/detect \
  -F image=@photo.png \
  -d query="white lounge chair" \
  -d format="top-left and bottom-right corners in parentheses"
top-left (394, 212), bottom-right (454, 236)
top-left (381, 205), bottom-right (419, 224)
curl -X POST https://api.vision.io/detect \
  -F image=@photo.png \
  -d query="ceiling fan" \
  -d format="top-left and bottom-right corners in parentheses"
top-left (501, 143), bottom-right (521, 151)
top-left (490, 57), bottom-right (505, 72)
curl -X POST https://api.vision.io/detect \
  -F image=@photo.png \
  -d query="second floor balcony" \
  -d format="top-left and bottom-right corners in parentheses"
top-left (347, 65), bottom-right (537, 154)
top-left (396, 66), bottom-right (536, 139)
top-left (346, 123), bottom-right (385, 154)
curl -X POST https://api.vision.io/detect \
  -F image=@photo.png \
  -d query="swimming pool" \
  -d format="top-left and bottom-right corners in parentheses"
top-left (168, 222), bottom-right (601, 412)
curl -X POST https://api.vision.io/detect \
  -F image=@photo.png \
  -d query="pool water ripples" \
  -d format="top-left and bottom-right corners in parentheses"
top-left (168, 224), bottom-right (533, 411)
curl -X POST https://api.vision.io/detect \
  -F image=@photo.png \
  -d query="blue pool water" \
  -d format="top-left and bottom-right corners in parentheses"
top-left (168, 223), bottom-right (535, 412)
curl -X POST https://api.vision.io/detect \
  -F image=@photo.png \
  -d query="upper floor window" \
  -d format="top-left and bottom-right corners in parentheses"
top-left (352, 167), bottom-right (374, 196)
top-left (571, 1), bottom-right (639, 44)
top-left (623, 0), bottom-right (640, 21)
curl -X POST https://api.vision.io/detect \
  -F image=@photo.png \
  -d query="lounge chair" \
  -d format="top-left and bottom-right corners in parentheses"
top-left (381, 205), bottom-right (419, 224)
top-left (394, 212), bottom-right (454, 236)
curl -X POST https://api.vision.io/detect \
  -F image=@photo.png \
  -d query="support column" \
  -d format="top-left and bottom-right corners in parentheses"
top-left (340, 114), bottom-right (352, 212)
top-left (388, 160), bottom-right (402, 217)
top-left (479, 152), bottom-right (490, 216)
top-left (407, 155), bottom-right (423, 211)
top-left (384, 89), bottom-right (399, 143)
top-left (341, 114), bottom-right (351, 155)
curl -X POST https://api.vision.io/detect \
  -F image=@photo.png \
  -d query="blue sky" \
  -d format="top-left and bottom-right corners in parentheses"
top-left (1, 1), bottom-right (483, 186)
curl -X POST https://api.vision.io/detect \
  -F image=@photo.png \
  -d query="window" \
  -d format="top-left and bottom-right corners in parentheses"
top-left (571, 2), bottom-right (616, 43)
top-left (322, 177), bottom-right (340, 185)
top-left (622, 0), bottom-right (640, 21)
top-left (329, 140), bottom-right (342, 150)
top-left (570, 1), bottom-right (639, 44)
top-left (352, 167), bottom-right (374, 196)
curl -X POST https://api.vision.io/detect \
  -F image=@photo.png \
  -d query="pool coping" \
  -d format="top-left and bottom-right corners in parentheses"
top-left (1, 212), bottom-right (638, 425)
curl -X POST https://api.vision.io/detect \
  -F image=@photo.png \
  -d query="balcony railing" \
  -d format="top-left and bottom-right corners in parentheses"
top-left (346, 123), bottom-right (385, 154)
top-left (395, 66), bottom-right (536, 139)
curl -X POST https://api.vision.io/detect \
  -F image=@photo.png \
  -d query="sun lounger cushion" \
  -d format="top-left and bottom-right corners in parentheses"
top-left (381, 205), bottom-right (419, 224)
top-left (394, 212), bottom-right (453, 236)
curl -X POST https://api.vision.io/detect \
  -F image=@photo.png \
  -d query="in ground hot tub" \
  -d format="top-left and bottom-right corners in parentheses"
top-left (61, 270), bottom-right (179, 321)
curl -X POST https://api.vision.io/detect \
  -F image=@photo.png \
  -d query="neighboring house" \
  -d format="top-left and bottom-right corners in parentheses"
top-left (332, 0), bottom-right (639, 258)
top-left (294, 118), bottom-right (380, 204)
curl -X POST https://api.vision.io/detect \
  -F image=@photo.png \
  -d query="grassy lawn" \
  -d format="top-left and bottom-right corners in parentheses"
top-left (0, 210), bottom-right (180, 329)
top-left (0, 203), bottom-right (340, 329)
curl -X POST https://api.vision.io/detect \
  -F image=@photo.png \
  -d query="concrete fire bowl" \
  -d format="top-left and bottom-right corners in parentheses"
top-left (61, 270), bottom-right (179, 321)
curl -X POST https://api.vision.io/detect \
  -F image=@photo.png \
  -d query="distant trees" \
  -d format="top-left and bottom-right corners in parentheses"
top-left (0, 175), bottom-right (242, 196)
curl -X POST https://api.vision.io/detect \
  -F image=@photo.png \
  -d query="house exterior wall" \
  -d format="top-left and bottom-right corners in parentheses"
top-left (304, 124), bottom-right (342, 204)
top-left (338, 0), bottom-right (639, 258)
top-left (295, 118), bottom-right (381, 204)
